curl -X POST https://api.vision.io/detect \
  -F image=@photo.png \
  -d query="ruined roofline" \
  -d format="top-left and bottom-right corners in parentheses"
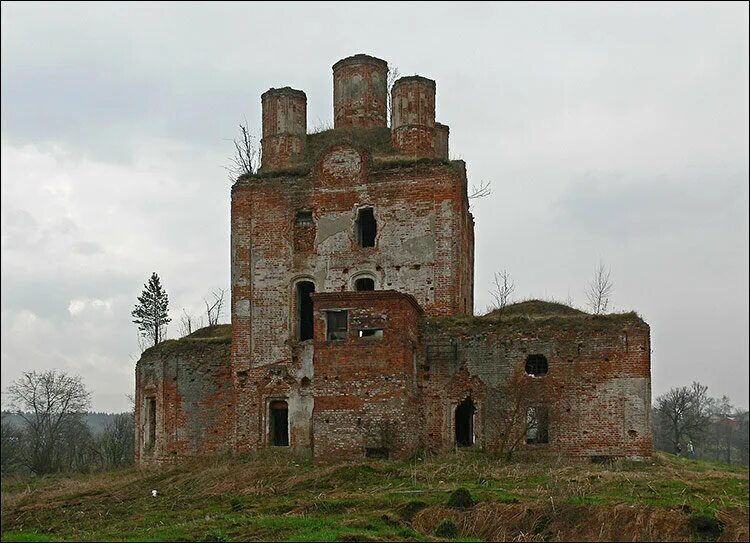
top-left (393, 75), bottom-right (436, 89)
top-left (233, 153), bottom-right (467, 187)
top-left (332, 53), bottom-right (388, 72)
top-left (137, 324), bottom-right (232, 362)
top-left (312, 289), bottom-right (424, 315)
top-left (261, 86), bottom-right (306, 100)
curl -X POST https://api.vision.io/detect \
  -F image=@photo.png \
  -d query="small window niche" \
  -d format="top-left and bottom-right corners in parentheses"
top-left (295, 211), bottom-right (313, 226)
top-left (145, 397), bottom-right (156, 449)
top-left (354, 277), bottom-right (375, 291)
top-left (358, 328), bottom-right (383, 339)
top-left (294, 211), bottom-right (315, 252)
top-left (326, 310), bottom-right (348, 341)
top-left (365, 447), bottom-right (389, 459)
top-left (269, 400), bottom-right (289, 447)
top-left (356, 208), bottom-right (377, 248)
top-left (525, 354), bottom-right (549, 376)
top-left (526, 406), bottom-right (549, 444)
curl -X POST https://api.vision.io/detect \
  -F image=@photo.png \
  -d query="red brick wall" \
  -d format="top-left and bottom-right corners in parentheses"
top-left (310, 291), bottom-right (422, 462)
top-left (422, 316), bottom-right (652, 459)
top-left (135, 339), bottom-right (234, 465)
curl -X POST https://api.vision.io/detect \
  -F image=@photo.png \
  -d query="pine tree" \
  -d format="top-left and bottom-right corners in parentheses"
top-left (131, 272), bottom-right (171, 346)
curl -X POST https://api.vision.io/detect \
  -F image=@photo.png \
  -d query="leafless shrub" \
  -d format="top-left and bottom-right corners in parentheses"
top-left (179, 308), bottom-right (199, 337)
top-left (490, 270), bottom-right (515, 313)
top-left (468, 180), bottom-right (492, 200)
top-left (387, 66), bottom-right (401, 124)
top-left (585, 261), bottom-right (613, 315)
top-left (204, 288), bottom-right (226, 327)
top-left (226, 119), bottom-right (260, 180)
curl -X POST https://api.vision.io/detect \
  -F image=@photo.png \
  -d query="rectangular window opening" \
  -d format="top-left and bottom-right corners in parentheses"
top-left (357, 208), bottom-right (376, 248)
top-left (365, 447), bottom-right (389, 459)
top-left (295, 211), bottom-right (313, 226)
top-left (326, 310), bottom-right (348, 341)
top-left (526, 406), bottom-right (549, 444)
top-left (358, 328), bottom-right (383, 339)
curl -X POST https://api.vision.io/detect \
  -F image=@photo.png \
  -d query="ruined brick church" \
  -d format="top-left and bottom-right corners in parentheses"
top-left (135, 54), bottom-right (652, 465)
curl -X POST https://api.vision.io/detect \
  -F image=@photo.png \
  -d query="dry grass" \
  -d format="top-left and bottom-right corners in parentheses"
top-left (1, 451), bottom-right (747, 541)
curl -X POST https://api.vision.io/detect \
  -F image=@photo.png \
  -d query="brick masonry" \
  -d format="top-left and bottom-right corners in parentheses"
top-left (135, 54), bottom-right (652, 465)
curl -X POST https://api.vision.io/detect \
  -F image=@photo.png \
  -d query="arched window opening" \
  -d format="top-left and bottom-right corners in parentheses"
top-left (269, 400), bottom-right (289, 447)
top-left (525, 354), bottom-right (548, 376)
top-left (354, 277), bottom-right (375, 291)
top-left (455, 397), bottom-right (475, 447)
top-left (296, 281), bottom-right (315, 341)
top-left (357, 208), bottom-right (377, 247)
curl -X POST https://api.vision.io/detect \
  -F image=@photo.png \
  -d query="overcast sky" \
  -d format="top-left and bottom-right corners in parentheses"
top-left (1, 2), bottom-right (748, 413)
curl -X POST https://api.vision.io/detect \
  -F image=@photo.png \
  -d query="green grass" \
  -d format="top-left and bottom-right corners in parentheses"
top-left (1, 452), bottom-right (746, 542)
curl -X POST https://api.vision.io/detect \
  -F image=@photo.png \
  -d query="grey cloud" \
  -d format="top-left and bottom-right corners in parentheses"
top-left (557, 171), bottom-right (747, 239)
top-left (1, 2), bottom-right (747, 411)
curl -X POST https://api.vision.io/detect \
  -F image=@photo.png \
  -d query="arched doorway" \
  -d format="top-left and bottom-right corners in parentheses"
top-left (455, 397), bottom-right (475, 447)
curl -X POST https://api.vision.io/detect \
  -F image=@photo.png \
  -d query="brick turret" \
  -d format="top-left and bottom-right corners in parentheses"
top-left (261, 87), bottom-right (306, 171)
top-left (333, 54), bottom-right (388, 129)
top-left (391, 75), bottom-right (436, 158)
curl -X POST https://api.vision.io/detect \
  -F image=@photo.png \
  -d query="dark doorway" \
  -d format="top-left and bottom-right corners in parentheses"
top-left (270, 400), bottom-right (289, 446)
top-left (357, 208), bottom-right (377, 247)
top-left (354, 277), bottom-right (375, 291)
top-left (455, 397), bottom-right (475, 447)
top-left (296, 281), bottom-right (315, 341)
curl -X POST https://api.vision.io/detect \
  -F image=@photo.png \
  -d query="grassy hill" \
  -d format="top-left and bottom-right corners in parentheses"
top-left (1, 451), bottom-right (747, 542)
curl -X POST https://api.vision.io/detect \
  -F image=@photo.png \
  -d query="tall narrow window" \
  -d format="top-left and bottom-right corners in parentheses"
top-left (455, 397), bottom-right (475, 447)
top-left (326, 310), bottom-right (348, 341)
top-left (296, 281), bottom-right (315, 341)
top-left (354, 277), bottom-right (375, 291)
top-left (146, 397), bottom-right (156, 449)
top-left (269, 400), bottom-right (289, 447)
top-left (357, 208), bottom-right (377, 247)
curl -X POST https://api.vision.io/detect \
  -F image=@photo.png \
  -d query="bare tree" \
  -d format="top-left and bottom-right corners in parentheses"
top-left (468, 180), bottom-right (492, 200)
top-left (6, 370), bottom-right (91, 475)
top-left (585, 261), bottom-right (613, 314)
top-left (226, 119), bottom-right (260, 181)
top-left (490, 270), bottom-right (515, 313)
top-left (494, 372), bottom-right (545, 460)
top-left (387, 66), bottom-right (400, 125)
top-left (655, 382), bottom-right (711, 454)
top-left (204, 288), bottom-right (226, 327)
top-left (1, 418), bottom-right (25, 475)
top-left (179, 308), bottom-right (195, 337)
top-left (97, 413), bottom-right (135, 469)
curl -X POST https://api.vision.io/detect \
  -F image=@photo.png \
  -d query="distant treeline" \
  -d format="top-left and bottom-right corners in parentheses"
top-left (1, 411), bottom-right (129, 435)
